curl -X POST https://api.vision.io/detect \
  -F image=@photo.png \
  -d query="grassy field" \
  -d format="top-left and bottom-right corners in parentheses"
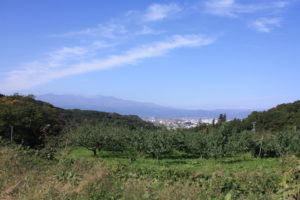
top-left (69, 147), bottom-right (283, 175)
top-left (1, 146), bottom-right (300, 200)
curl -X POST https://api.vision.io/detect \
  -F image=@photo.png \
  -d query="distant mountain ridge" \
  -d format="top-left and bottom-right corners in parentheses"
top-left (37, 94), bottom-right (253, 119)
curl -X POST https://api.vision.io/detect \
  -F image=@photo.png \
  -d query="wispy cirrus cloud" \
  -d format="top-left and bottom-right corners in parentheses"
top-left (52, 3), bottom-right (182, 39)
top-left (203, 0), bottom-right (291, 33)
top-left (25, 41), bottom-right (113, 71)
top-left (204, 0), bottom-right (239, 17)
top-left (0, 35), bottom-right (215, 92)
top-left (1, 2), bottom-right (196, 93)
top-left (136, 25), bottom-right (164, 35)
top-left (126, 3), bottom-right (183, 24)
top-left (1, 1), bottom-right (294, 93)
top-left (250, 17), bottom-right (281, 32)
top-left (143, 3), bottom-right (182, 21)
top-left (204, 0), bottom-right (290, 17)
top-left (47, 46), bottom-right (87, 67)
top-left (50, 23), bottom-right (127, 38)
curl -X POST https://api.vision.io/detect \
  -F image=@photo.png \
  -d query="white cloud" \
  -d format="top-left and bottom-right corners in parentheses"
top-left (91, 41), bottom-right (115, 49)
top-left (50, 2), bottom-right (185, 46)
top-left (25, 42), bottom-right (112, 71)
top-left (143, 3), bottom-right (182, 21)
top-left (136, 25), bottom-right (164, 35)
top-left (47, 47), bottom-right (87, 67)
top-left (51, 23), bottom-right (127, 38)
top-left (204, 0), bottom-right (290, 17)
top-left (204, 0), bottom-right (237, 17)
top-left (250, 18), bottom-right (281, 32)
top-left (0, 35), bottom-right (215, 92)
top-left (203, 0), bottom-right (290, 33)
top-left (52, 3), bottom-right (182, 39)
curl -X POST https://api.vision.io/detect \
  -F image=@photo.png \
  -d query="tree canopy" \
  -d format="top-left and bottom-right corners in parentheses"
top-left (0, 94), bottom-right (155, 147)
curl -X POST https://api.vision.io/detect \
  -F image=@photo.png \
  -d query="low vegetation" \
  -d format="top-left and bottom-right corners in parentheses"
top-left (1, 143), bottom-right (299, 200)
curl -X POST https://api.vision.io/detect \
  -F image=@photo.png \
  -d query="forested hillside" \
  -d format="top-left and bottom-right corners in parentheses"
top-left (243, 101), bottom-right (300, 131)
top-left (0, 94), bottom-right (154, 147)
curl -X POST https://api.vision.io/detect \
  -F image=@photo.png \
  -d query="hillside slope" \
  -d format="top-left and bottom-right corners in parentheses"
top-left (0, 94), bottom-right (154, 147)
top-left (242, 100), bottom-right (300, 131)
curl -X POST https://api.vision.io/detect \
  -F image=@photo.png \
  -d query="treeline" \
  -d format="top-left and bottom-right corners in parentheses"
top-left (0, 94), bottom-right (155, 147)
top-left (66, 122), bottom-right (300, 159)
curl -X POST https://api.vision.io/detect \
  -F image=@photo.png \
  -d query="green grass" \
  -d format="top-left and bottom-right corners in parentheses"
top-left (68, 147), bottom-right (283, 178)
top-left (2, 146), bottom-right (299, 200)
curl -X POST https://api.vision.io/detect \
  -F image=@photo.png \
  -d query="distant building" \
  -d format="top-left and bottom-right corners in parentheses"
top-left (143, 117), bottom-right (214, 129)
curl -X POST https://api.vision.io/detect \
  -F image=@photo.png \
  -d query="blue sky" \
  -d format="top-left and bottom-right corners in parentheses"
top-left (0, 0), bottom-right (299, 109)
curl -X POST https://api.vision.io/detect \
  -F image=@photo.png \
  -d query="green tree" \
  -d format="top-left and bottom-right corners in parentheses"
top-left (67, 124), bottom-right (104, 156)
top-left (0, 94), bottom-right (63, 147)
top-left (67, 123), bottom-right (130, 156)
top-left (184, 131), bottom-right (207, 158)
top-left (144, 130), bottom-right (172, 159)
top-left (217, 113), bottom-right (227, 125)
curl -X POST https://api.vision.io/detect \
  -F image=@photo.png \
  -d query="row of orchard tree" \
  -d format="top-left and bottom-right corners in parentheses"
top-left (66, 122), bottom-right (300, 159)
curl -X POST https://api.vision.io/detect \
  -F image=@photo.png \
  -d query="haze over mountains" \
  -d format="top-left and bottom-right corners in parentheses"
top-left (37, 94), bottom-right (253, 119)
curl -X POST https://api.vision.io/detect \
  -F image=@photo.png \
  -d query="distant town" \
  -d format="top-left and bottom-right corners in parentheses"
top-left (144, 118), bottom-right (217, 129)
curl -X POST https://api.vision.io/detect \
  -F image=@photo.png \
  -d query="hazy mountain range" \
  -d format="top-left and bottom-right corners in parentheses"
top-left (37, 94), bottom-right (253, 119)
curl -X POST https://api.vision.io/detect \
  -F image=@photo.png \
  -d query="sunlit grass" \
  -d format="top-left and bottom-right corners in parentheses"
top-left (1, 145), bottom-right (299, 200)
top-left (68, 147), bottom-right (282, 176)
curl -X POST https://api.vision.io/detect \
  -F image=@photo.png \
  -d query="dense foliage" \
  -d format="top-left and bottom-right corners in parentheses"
top-left (230, 101), bottom-right (300, 132)
top-left (243, 101), bottom-right (300, 131)
top-left (0, 94), bottom-right (63, 147)
top-left (62, 109), bottom-right (156, 130)
top-left (66, 122), bottom-right (300, 159)
top-left (0, 94), bottom-right (155, 147)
